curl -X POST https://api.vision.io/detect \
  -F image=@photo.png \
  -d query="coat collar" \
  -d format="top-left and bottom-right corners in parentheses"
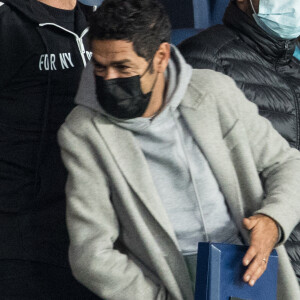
top-left (92, 116), bottom-right (180, 245)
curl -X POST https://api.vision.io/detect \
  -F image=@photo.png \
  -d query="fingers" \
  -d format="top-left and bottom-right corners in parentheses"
top-left (242, 244), bottom-right (257, 267)
top-left (243, 246), bottom-right (268, 286)
top-left (242, 214), bottom-right (278, 286)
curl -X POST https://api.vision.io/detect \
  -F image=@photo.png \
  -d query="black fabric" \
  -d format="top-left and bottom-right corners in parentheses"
top-left (0, 260), bottom-right (99, 299)
top-left (95, 75), bottom-right (152, 119)
top-left (179, 0), bottom-right (300, 284)
top-left (38, 2), bottom-right (75, 32)
top-left (0, 0), bottom-right (94, 286)
top-left (78, 1), bottom-right (95, 21)
top-left (158, 0), bottom-right (194, 29)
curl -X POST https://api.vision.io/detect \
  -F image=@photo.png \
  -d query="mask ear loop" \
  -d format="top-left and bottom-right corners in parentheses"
top-left (140, 55), bottom-right (159, 93)
top-left (149, 71), bottom-right (159, 92)
top-left (140, 56), bottom-right (155, 78)
top-left (249, 0), bottom-right (257, 14)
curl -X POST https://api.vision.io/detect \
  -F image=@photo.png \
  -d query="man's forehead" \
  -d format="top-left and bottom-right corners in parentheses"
top-left (92, 39), bottom-right (138, 61)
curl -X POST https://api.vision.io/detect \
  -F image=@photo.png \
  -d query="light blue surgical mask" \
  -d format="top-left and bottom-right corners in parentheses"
top-left (250, 0), bottom-right (300, 40)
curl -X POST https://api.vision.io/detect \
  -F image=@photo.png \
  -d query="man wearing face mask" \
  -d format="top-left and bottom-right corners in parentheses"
top-left (179, 0), bottom-right (300, 285)
top-left (58, 0), bottom-right (300, 299)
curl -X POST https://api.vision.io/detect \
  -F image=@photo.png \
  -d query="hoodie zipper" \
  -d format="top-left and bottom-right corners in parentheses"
top-left (275, 40), bottom-right (290, 70)
top-left (39, 23), bottom-right (89, 67)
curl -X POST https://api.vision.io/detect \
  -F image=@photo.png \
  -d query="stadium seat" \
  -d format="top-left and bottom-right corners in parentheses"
top-left (171, 28), bottom-right (202, 45)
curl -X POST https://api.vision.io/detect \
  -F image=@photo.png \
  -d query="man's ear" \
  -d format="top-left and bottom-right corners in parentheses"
top-left (236, 0), bottom-right (258, 16)
top-left (236, 0), bottom-right (249, 13)
top-left (154, 42), bottom-right (171, 73)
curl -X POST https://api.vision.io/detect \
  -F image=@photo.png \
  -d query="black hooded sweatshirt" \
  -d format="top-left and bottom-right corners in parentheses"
top-left (0, 0), bottom-right (93, 266)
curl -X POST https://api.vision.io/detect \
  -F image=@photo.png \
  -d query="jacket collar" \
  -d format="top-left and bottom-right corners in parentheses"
top-left (223, 1), bottom-right (296, 65)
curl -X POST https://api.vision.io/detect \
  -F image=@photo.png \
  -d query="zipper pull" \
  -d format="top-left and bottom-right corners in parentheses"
top-left (76, 38), bottom-right (85, 54)
top-left (285, 41), bottom-right (289, 51)
top-left (284, 41), bottom-right (289, 61)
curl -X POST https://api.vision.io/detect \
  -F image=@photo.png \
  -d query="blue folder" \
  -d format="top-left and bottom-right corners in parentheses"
top-left (195, 242), bottom-right (278, 300)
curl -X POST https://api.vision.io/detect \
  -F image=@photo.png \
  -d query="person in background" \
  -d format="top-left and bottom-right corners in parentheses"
top-left (0, 0), bottom-right (99, 298)
top-left (58, 0), bottom-right (300, 299)
top-left (79, 0), bottom-right (103, 6)
top-left (179, 0), bottom-right (300, 285)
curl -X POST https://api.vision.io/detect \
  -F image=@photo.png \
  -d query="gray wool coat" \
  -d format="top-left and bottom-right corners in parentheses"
top-left (58, 70), bottom-right (300, 300)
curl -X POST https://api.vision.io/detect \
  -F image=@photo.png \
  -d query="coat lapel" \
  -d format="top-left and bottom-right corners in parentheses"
top-left (179, 88), bottom-right (246, 233)
top-left (93, 117), bottom-right (196, 299)
top-left (92, 116), bottom-right (179, 246)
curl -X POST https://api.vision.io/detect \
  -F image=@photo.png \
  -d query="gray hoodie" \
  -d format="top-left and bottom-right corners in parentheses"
top-left (75, 45), bottom-right (242, 282)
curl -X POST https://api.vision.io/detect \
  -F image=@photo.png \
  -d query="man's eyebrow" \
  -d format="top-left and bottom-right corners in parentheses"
top-left (92, 57), bottom-right (104, 67)
top-left (92, 57), bottom-right (133, 67)
top-left (111, 59), bottom-right (132, 65)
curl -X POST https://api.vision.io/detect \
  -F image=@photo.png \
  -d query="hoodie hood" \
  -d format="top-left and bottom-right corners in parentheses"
top-left (75, 45), bottom-right (193, 132)
top-left (3, 0), bottom-right (89, 31)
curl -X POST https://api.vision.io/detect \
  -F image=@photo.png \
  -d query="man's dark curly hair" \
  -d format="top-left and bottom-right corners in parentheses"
top-left (88, 0), bottom-right (171, 61)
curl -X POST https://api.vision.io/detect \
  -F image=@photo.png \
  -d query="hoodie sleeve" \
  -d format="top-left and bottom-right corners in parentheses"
top-left (0, 4), bottom-right (32, 90)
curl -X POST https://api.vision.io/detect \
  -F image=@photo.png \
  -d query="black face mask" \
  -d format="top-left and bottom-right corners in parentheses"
top-left (95, 75), bottom-right (152, 119)
top-left (95, 61), bottom-right (157, 119)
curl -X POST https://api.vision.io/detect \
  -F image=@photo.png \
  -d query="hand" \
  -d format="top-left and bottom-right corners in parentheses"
top-left (242, 214), bottom-right (279, 286)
